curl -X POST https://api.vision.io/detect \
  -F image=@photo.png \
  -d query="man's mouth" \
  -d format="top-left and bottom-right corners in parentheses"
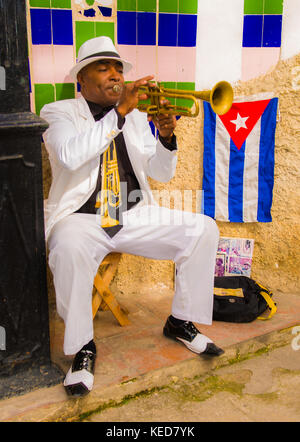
top-left (111, 84), bottom-right (122, 94)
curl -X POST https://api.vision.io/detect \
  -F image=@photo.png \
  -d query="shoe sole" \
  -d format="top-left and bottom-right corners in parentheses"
top-left (163, 327), bottom-right (178, 342)
top-left (64, 382), bottom-right (91, 398)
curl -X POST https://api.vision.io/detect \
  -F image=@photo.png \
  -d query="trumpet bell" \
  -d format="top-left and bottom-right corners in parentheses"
top-left (210, 81), bottom-right (234, 116)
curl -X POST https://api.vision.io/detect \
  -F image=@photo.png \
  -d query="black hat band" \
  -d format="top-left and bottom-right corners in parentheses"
top-left (80, 51), bottom-right (121, 62)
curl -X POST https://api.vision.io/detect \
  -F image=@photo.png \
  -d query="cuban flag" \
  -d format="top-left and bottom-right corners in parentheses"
top-left (202, 94), bottom-right (278, 222)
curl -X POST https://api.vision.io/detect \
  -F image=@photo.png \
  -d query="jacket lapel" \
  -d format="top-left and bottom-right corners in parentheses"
top-left (76, 95), bottom-right (95, 127)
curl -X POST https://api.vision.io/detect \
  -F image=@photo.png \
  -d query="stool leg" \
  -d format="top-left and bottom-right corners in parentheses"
top-left (93, 273), bottom-right (130, 326)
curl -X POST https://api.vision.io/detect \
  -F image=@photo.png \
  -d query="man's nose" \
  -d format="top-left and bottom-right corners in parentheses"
top-left (109, 66), bottom-right (121, 80)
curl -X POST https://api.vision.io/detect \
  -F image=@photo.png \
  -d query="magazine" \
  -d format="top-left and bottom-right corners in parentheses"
top-left (215, 237), bottom-right (254, 277)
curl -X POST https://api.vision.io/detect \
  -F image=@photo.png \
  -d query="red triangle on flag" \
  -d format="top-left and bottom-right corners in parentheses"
top-left (219, 99), bottom-right (271, 149)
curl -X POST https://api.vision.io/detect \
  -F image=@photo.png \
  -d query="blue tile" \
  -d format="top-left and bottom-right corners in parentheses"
top-left (98, 6), bottom-right (112, 17)
top-left (158, 13), bottom-right (178, 46)
top-left (137, 12), bottom-right (156, 45)
top-left (243, 15), bottom-right (263, 47)
top-left (84, 8), bottom-right (96, 17)
top-left (52, 9), bottom-right (73, 45)
top-left (178, 14), bottom-right (197, 47)
top-left (30, 9), bottom-right (52, 44)
top-left (263, 15), bottom-right (282, 47)
top-left (117, 11), bottom-right (137, 45)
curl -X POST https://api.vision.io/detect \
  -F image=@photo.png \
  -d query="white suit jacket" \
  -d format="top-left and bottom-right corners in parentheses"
top-left (40, 96), bottom-right (178, 240)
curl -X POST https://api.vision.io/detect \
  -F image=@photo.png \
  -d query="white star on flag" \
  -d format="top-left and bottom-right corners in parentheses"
top-left (230, 113), bottom-right (249, 132)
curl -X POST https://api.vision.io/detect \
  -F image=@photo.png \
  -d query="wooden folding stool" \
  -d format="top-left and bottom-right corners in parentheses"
top-left (92, 252), bottom-right (130, 326)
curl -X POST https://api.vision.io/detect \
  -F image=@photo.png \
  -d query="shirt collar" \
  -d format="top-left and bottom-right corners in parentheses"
top-left (85, 99), bottom-right (114, 120)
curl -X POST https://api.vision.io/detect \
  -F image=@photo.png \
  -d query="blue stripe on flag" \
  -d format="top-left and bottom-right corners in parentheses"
top-left (257, 98), bottom-right (278, 221)
top-left (228, 140), bottom-right (245, 222)
top-left (203, 102), bottom-right (216, 218)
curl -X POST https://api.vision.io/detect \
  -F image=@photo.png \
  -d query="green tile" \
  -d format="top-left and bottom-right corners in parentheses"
top-left (159, 0), bottom-right (178, 13)
top-left (117, 0), bottom-right (136, 11)
top-left (95, 22), bottom-right (115, 42)
top-left (51, 0), bottom-right (71, 8)
top-left (175, 82), bottom-right (195, 109)
top-left (160, 81), bottom-right (176, 89)
top-left (159, 82), bottom-right (176, 105)
top-left (244, 0), bottom-right (264, 14)
top-left (177, 82), bottom-right (195, 90)
top-left (85, 0), bottom-right (95, 5)
top-left (55, 83), bottom-right (75, 101)
top-left (34, 84), bottom-right (55, 116)
top-left (179, 0), bottom-right (198, 14)
top-left (29, 0), bottom-right (51, 7)
top-left (75, 22), bottom-right (95, 55)
top-left (264, 0), bottom-right (283, 14)
top-left (137, 0), bottom-right (156, 12)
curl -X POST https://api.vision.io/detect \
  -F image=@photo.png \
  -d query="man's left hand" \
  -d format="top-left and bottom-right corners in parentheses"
top-left (148, 99), bottom-right (177, 143)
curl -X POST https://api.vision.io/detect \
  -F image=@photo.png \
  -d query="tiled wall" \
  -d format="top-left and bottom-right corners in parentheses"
top-left (242, 0), bottom-right (283, 80)
top-left (27, 0), bottom-right (199, 115)
top-left (27, 0), bottom-right (287, 115)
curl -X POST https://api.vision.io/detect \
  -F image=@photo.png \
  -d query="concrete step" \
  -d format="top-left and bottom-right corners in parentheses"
top-left (0, 289), bottom-right (299, 422)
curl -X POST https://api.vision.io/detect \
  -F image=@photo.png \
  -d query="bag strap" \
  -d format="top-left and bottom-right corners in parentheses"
top-left (257, 289), bottom-right (277, 320)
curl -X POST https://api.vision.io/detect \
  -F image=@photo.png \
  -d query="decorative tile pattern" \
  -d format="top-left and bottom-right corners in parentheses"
top-left (53, 45), bottom-right (75, 83)
top-left (76, 21), bottom-right (115, 54)
top-left (137, 12), bottom-right (156, 45)
top-left (27, 0), bottom-right (292, 115)
top-left (34, 83), bottom-right (55, 115)
top-left (243, 0), bottom-right (283, 47)
top-left (29, 0), bottom-right (51, 6)
top-left (263, 15), bottom-right (282, 47)
top-left (52, 9), bottom-right (73, 45)
top-left (55, 82), bottom-right (75, 100)
top-left (30, 8), bottom-right (73, 45)
top-left (117, 11), bottom-right (136, 45)
top-left (28, 0), bottom-right (198, 114)
top-left (241, 0), bottom-right (283, 80)
top-left (31, 45), bottom-right (54, 84)
top-left (30, 9), bottom-right (52, 44)
top-left (242, 47), bottom-right (280, 81)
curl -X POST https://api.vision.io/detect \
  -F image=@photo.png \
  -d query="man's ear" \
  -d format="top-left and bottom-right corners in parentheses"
top-left (77, 72), bottom-right (82, 86)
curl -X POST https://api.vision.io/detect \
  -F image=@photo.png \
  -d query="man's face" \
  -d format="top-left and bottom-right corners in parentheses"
top-left (77, 59), bottom-right (124, 106)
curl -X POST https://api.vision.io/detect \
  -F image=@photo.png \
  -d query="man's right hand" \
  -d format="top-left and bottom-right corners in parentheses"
top-left (117, 75), bottom-right (154, 117)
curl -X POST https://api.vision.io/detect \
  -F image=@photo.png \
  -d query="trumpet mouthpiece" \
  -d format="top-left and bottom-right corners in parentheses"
top-left (112, 84), bottom-right (122, 94)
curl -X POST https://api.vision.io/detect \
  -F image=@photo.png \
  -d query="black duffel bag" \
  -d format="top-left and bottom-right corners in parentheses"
top-left (213, 276), bottom-right (277, 323)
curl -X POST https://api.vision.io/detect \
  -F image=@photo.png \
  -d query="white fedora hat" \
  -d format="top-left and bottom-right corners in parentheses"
top-left (69, 36), bottom-right (132, 81)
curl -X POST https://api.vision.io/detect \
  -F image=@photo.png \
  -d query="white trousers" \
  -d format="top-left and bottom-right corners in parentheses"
top-left (48, 205), bottom-right (219, 355)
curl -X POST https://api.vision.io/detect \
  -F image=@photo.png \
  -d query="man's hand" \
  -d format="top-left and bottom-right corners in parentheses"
top-left (117, 75), bottom-right (154, 117)
top-left (149, 99), bottom-right (177, 143)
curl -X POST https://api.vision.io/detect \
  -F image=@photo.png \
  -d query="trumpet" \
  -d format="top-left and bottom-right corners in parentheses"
top-left (113, 81), bottom-right (233, 117)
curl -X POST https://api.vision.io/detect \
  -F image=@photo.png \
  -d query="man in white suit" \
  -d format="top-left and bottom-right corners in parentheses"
top-left (41, 36), bottom-right (223, 398)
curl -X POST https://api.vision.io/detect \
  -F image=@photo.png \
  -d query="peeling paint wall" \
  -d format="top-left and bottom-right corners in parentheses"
top-left (37, 1), bottom-right (300, 299)
top-left (43, 53), bottom-right (300, 300)
top-left (113, 54), bottom-right (300, 297)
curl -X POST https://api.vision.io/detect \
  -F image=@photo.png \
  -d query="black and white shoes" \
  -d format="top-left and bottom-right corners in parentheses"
top-left (63, 319), bottom-right (223, 397)
top-left (64, 346), bottom-right (96, 397)
top-left (163, 316), bottom-right (224, 356)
